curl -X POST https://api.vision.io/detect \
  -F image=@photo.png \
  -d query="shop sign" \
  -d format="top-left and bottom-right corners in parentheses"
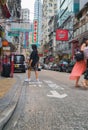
top-left (38, 53), bottom-right (43, 57)
top-left (3, 46), bottom-right (10, 50)
top-left (8, 32), bottom-right (19, 37)
top-left (44, 50), bottom-right (48, 53)
top-left (56, 29), bottom-right (68, 41)
top-left (33, 20), bottom-right (38, 43)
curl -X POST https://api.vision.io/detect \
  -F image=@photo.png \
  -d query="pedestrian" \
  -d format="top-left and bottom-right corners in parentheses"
top-left (81, 38), bottom-right (88, 88)
top-left (25, 44), bottom-right (39, 82)
top-left (69, 38), bottom-right (87, 88)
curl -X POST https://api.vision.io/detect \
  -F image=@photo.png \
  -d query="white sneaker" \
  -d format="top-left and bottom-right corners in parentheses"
top-left (25, 78), bottom-right (31, 82)
top-left (36, 79), bottom-right (39, 82)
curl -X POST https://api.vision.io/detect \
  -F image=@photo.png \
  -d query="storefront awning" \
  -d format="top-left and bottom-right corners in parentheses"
top-left (69, 39), bottom-right (78, 43)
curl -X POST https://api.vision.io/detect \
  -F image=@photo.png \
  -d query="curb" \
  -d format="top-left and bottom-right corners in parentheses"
top-left (0, 103), bottom-right (17, 130)
top-left (0, 75), bottom-right (22, 130)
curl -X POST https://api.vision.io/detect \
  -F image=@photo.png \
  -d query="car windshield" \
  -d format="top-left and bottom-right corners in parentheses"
top-left (63, 61), bottom-right (68, 64)
top-left (14, 55), bottom-right (25, 64)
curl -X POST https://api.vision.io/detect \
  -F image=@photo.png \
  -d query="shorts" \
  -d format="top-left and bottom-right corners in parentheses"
top-left (28, 64), bottom-right (38, 71)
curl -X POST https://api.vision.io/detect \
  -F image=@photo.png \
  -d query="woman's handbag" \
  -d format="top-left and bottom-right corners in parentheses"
top-left (75, 51), bottom-right (84, 61)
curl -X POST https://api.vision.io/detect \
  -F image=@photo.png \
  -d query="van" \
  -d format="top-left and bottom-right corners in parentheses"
top-left (14, 54), bottom-right (26, 73)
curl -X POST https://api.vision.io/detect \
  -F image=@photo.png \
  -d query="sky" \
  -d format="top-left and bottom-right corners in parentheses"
top-left (21, 0), bottom-right (35, 21)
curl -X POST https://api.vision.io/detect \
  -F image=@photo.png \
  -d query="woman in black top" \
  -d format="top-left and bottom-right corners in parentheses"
top-left (25, 44), bottom-right (39, 82)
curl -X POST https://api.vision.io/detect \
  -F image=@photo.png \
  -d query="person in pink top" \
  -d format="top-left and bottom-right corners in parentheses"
top-left (70, 38), bottom-right (87, 88)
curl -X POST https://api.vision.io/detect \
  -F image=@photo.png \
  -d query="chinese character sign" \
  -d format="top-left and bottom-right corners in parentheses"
top-left (33, 20), bottom-right (38, 43)
top-left (56, 29), bottom-right (68, 41)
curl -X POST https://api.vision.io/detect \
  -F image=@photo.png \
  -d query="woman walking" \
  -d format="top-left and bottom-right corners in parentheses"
top-left (69, 38), bottom-right (87, 88)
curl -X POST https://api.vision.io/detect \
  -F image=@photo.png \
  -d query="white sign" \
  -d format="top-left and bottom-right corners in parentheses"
top-left (47, 90), bottom-right (67, 98)
top-left (3, 47), bottom-right (10, 50)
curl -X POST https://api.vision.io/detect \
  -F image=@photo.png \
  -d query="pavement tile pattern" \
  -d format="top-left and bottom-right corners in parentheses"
top-left (0, 77), bottom-right (16, 98)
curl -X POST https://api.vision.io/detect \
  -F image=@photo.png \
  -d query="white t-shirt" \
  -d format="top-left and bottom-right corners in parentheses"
top-left (84, 46), bottom-right (88, 59)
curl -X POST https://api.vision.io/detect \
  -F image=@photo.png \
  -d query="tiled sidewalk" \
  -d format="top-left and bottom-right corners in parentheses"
top-left (0, 77), bottom-right (16, 98)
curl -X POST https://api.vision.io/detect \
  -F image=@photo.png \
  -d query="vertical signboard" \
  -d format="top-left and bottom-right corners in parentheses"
top-left (25, 32), bottom-right (29, 47)
top-left (33, 20), bottom-right (38, 43)
top-left (23, 32), bottom-right (29, 48)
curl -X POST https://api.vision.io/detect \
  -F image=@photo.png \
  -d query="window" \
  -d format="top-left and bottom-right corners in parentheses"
top-left (49, 3), bottom-right (52, 7)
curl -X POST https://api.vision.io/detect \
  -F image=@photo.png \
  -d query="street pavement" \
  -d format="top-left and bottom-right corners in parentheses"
top-left (0, 70), bottom-right (88, 130)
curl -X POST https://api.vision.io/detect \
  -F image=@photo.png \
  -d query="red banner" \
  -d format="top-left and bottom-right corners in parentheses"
top-left (56, 29), bottom-right (68, 41)
top-left (33, 20), bottom-right (38, 43)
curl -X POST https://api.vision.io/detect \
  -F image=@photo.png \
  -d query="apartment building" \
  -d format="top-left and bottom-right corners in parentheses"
top-left (56, 0), bottom-right (80, 59)
top-left (71, 2), bottom-right (88, 58)
top-left (42, 0), bottom-right (58, 58)
top-left (7, 0), bottom-right (21, 19)
top-left (21, 8), bottom-right (30, 23)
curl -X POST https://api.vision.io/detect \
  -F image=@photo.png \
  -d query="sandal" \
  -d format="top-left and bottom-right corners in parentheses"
top-left (81, 81), bottom-right (88, 89)
top-left (75, 85), bottom-right (81, 88)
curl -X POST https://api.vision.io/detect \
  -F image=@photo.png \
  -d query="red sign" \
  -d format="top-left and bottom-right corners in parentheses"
top-left (38, 54), bottom-right (43, 57)
top-left (56, 29), bottom-right (68, 41)
top-left (33, 20), bottom-right (38, 43)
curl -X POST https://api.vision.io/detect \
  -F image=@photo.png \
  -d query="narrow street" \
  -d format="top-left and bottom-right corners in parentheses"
top-left (2, 70), bottom-right (88, 130)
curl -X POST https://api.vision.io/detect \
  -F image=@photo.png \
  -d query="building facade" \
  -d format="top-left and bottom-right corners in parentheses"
top-left (34, 0), bottom-right (42, 45)
top-left (7, 0), bottom-right (21, 19)
top-left (56, 0), bottom-right (80, 59)
top-left (21, 8), bottom-right (30, 23)
top-left (42, 0), bottom-right (58, 61)
top-left (71, 2), bottom-right (88, 58)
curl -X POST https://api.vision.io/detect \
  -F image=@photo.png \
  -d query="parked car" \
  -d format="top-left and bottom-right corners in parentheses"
top-left (51, 63), bottom-right (59, 71)
top-left (48, 63), bottom-right (53, 70)
top-left (14, 54), bottom-right (26, 73)
top-left (65, 60), bottom-right (76, 73)
top-left (58, 60), bottom-right (69, 72)
top-left (42, 64), bottom-right (49, 70)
